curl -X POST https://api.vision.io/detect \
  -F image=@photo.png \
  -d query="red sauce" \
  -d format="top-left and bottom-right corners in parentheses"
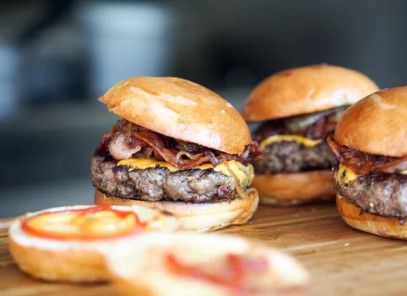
top-left (165, 253), bottom-right (268, 289)
top-left (21, 205), bottom-right (145, 240)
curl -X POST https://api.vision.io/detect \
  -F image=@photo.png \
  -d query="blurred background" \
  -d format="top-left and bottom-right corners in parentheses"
top-left (1, 0), bottom-right (406, 217)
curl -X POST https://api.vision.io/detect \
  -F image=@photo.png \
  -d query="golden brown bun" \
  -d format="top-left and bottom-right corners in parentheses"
top-left (8, 238), bottom-right (106, 283)
top-left (242, 64), bottom-right (379, 121)
top-left (95, 189), bottom-right (259, 232)
top-left (335, 86), bottom-right (407, 157)
top-left (251, 171), bottom-right (336, 206)
top-left (336, 194), bottom-right (407, 240)
top-left (105, 233), bottom-right (310, 296)
top-left (99, 76), bottom-right (251, 154)
top-left (8, 205), bottom-right (179, 282)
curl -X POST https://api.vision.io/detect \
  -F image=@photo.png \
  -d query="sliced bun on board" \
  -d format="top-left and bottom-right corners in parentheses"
top-left (9, 205), bottom-right (179, 282)
top-left (105, 233), bottom-right (310, 296)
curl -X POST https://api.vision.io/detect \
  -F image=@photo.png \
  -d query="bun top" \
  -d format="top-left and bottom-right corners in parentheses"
top-left (99, 77), bottom-right (251, 154)
top-left (242, 64), bottom-right (379, 121)
top-left (335, 86), bottom-right (407, 157)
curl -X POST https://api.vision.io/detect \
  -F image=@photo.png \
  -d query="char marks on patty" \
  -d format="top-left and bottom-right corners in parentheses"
top-left (91, 155), bottom-right (239, 203)
top-left (255, 141), bottom-right (335, 174)
top-left (251, 106), bottom-right (346, 174)
top-left (334, 165), bottom-right (407, 218)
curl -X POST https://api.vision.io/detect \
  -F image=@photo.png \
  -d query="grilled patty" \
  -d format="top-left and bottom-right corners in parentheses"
top-left (254, 141), bottom-right (335, 174)
top-left (91, 154), bottom-right (241, 203)
top-left (334, 166), bottom-right (407, 218)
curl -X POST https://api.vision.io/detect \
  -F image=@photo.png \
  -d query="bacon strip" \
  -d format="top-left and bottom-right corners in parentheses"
top-left (132, 131), bottom-right (212, 169)
top-left (253, 107), bottom-right (344, 142)
top-left (95, 134), bottom-right (111, 154)
top-left (327, 137), bottom-right (407, 174)
top-left (97, 120), bottom-right (260, 169)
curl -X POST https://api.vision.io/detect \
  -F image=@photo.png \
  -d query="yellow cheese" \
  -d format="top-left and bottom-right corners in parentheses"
top-left (336, 165), bottom-right (407, 182)
top-left (119, 158), bottom-right (178, 172)
top-left (118, 158), bottom-right (254, 188)
top-left (259, 135), bottom-right (322, 149)
top-left (336, 164), bottom-right (358, 184)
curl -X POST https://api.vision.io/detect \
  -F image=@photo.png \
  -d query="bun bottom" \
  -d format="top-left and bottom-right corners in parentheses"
top-left (95, 189), bottom-right (259, 232)
top-left (336, 194), bottom-right (407, 240)
top-left (251, 171), bottom-right (335, 206)
top-left (8, 237), bottom-right (106, 282)
top-left (8, 205), bottom-right (180, 282)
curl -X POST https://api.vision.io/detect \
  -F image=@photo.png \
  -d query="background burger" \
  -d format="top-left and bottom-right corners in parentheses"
top-left (242, 64), bottom-right (379, 205)
top-left (91, 77), bottom-right (260, 232)
top-left (328, 86), bottom-right (407, 239)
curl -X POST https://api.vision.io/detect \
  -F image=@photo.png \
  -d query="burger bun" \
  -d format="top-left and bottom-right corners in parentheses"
top-left (336, 194), bottom-right (407, 240)
top-left (251, 171), bottom-right (336, 205)
top-left (95, 190), bottom-right (259, 232)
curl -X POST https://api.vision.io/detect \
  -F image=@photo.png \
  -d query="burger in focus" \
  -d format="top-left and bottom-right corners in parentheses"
top-left (328, 86), bottom-right (407, 239)
top-left (91, 77), bottom-right (260, 232)
top-left (242, 64), bottom-right (379, 205)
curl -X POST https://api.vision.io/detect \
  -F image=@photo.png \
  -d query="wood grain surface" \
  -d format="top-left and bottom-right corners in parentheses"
top-left (1, 204), bottom-right (407, 296)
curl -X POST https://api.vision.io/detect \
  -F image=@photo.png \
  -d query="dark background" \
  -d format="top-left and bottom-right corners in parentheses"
top-left (0, 0), bottom-right (406, 216)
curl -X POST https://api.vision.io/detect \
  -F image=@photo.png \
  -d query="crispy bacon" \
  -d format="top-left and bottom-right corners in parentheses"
top-left (253, 107), bottom-right (345, 142)
top-left (132, 131), bottom-right (211, 169)
top-left (95, 134), bottom-right (111, 154)
top-left (176, 151), bottom-right (203, 161)
top-left (96, 120), bottom-right (259, 169)
top-left (248, 140), bottom-right (261, 157)
top-left (133, 131), bottom-right (250, 169)
top-left (327, 137), bottom-right (407, 174)
top-left (304, 113), bottom-right (337, 139)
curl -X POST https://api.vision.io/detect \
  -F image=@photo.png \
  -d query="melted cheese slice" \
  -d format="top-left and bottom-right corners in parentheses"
top-left (118, 159), bottom-right (254, 188)
top-left (336, 164), bottom-right (407, 184)
top-left (336, 164), bottom-right (358, 184)
top-left (259, 135), bottom-right (322, 149)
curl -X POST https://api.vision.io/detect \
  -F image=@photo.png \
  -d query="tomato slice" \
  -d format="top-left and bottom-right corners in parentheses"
top-left (165, 253), bottom-right (268, 288)
top-left (21, 205), bottom-right (145, 240)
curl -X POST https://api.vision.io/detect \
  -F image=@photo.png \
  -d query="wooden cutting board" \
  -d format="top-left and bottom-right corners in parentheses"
top-left (1, 204), bottom-right (407, 296)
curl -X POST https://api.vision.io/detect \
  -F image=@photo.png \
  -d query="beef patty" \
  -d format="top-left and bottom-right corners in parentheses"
top-left (254, 141), bottom-right (335, 174)
top-left (91, 155), bottom-right (247, 203)
top-left (334, 165), bottom-right (407, 218)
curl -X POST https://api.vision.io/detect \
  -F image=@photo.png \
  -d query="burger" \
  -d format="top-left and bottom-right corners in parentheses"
top-left (328, 86), bottom-right (407, 239)
top-left (91, 77), bottom-right (260, 232)
top-left (242, 64), bottom-right (379, 205)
